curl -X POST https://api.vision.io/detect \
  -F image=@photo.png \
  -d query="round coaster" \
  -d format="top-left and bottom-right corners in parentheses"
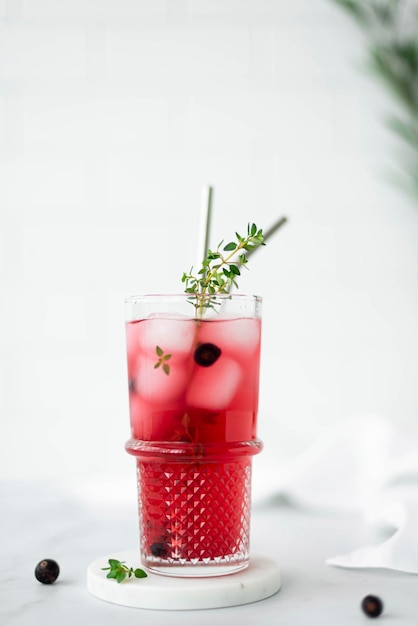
top-left (87, 550), bottom-right (281, 610)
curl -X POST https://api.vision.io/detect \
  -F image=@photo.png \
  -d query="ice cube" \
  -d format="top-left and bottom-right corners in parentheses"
top-left (141, 316), bottom-right (196, 358)
top-left (186, 356), bottom-right (241, 411)
top-left (129, 392), bottom-right (149, 439)
top-left (196, 318), bottom-right (260, 359)
top-left (129, 392), bottom-right (183, 440)
top-left (125, 320), bottom-right (144, 377)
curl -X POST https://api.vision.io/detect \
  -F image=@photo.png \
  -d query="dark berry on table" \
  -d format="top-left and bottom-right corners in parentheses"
top-left (150, 542), bottom-right (167, 557)
top-left (194, 343), bottom-right (221, 367)
top-left (361, 595), bottom-right (384, 618)
top-left (34, 559), bottom-right (60, 584)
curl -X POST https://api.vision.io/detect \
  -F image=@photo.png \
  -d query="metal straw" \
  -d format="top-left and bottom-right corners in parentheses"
top-left (196, 183), bottom-right (288, 283)
top-left (246, 215), bottom-right (287, 258)
top-left (196, 185), bottom-right (213, 269)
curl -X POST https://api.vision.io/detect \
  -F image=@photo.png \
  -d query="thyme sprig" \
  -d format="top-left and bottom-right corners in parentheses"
top-left (101, 559), bottom-right (147, 583)
top-left (153, 222), bottom-right (264, 372)
top-left (181, 222), bottom-right (264, 314)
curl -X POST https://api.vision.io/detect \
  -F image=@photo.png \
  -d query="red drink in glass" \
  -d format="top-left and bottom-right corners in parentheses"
top-left (125, 295), bottom-right (262, 576)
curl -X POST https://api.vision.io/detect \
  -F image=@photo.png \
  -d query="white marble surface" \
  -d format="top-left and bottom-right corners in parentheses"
top-left (2, 480), bottom-right (418, 625)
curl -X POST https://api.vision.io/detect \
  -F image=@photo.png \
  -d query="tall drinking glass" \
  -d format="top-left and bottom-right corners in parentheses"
top-left (125, 294), bottom-right (263, 577)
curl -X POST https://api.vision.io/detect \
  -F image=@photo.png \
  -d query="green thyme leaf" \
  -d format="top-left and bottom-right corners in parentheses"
top-left (116, 570), bottom-right (126, 583)
top-left (154, 347), bottom-right (172, 375)
top-left (101, 559), bottom-right (147, 584)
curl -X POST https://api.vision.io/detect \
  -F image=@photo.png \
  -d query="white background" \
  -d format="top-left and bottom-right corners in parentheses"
top-left (1, 0), bottom-right (417, 489)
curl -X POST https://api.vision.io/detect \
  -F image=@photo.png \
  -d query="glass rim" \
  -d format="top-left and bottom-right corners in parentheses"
top-left (124, 293), bottom-right (262, 305)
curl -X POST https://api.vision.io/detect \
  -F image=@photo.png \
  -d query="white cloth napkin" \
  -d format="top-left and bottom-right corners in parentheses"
top-left (263, 414), bottom-right (418, 573)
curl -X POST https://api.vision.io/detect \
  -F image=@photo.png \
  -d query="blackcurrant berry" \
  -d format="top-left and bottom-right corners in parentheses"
top-left (35, 559), bottom-right (60, 584)
top-left (361, 595), bottom-right (384, 618)
top-left (150, 542), bottom-right (167, 557)
top-left (194, 343), bottom-right (221, 367)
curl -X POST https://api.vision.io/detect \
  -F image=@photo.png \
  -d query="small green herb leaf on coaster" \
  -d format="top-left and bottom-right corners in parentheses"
top-left (101, 559), bottom-right (147, 584)
top-left (116, 570), bottom-right (126, 583)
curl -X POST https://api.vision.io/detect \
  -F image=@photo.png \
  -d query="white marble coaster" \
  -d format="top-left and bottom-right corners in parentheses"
top-left (87, 550), bottom-right (281, 610)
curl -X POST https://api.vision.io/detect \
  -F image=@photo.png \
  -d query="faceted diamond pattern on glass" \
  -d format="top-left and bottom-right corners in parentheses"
top-left (137, 459), bottom-right (252, 566)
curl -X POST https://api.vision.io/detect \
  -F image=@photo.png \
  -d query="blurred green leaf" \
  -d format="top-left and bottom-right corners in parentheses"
top-left (329, 0), bottom-right (418, 202)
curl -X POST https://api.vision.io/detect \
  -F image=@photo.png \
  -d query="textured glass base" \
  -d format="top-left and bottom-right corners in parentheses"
top-left (126, 439), bottom-right (263, 578)
top-left (138, 456), bottom-right (251, 576)
top-left (145, 561), bottom-right (249, 578)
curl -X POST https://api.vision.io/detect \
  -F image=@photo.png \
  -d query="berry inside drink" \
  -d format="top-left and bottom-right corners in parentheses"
top-left (125, 307), bottom-right (262, 576)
